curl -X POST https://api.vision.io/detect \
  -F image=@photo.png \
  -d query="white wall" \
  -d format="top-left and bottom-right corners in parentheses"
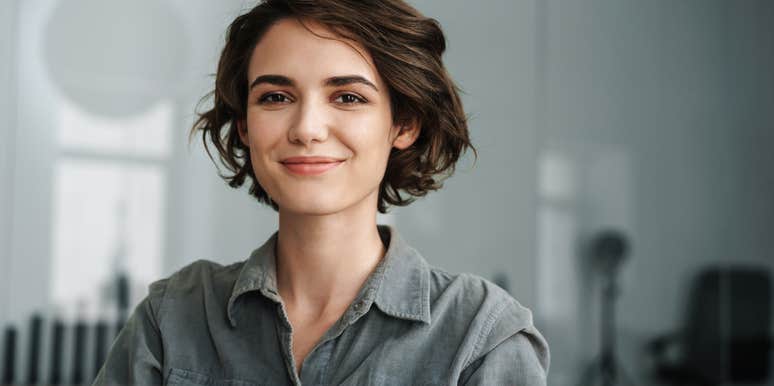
top-left (402, 0), bottom-right (539, 308)
top-left (0, 0), bottom-right (20, 328)
top-left (536, 0), bottom-right (774, 384)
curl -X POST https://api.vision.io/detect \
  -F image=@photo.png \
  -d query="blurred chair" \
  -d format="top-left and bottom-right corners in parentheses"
top-left (648, 266), bottom-right (772, 386)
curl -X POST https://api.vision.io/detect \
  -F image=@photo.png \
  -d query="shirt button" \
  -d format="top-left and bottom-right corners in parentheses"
top-left (354, 300), bottom-right (365, 311)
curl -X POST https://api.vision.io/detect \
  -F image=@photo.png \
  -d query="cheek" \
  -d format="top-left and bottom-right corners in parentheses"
top-left (344, 128), bottom-right (393, 182)
top-left (342, 111), bottom-right (393, 150)
top-left (244, 116), bottom-right (286, 188)
top-left (246, 114), bottom-right (287, 151)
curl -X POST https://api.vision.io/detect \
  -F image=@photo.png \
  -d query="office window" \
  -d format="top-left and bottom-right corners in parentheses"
top-left (50, 98), bottom-right (170, 318)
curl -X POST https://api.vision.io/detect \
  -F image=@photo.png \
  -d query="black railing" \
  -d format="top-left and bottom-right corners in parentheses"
top-left (1, 273), bottom-right (130, 386)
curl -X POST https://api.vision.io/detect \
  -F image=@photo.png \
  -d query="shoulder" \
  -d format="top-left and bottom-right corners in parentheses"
top-left (160, 259), bottom-right (243, 289)
top-left (426, 266), bottom-right (549, 373)
top-left (143, 259), bottom-right (245, 322)
top-left (427, 266), bottom-right (534, 330)
top-left (148, 259), bottom-right (244, 294)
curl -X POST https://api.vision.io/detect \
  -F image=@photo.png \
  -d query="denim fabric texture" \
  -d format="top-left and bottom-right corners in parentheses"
top-left (93, 224), bottom-right (549, 385)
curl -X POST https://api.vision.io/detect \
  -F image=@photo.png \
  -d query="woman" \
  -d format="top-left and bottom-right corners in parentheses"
top-left (94, 0), bottom-right (549, 385)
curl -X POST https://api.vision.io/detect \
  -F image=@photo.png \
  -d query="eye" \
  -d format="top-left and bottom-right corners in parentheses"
top-left (334, 93), bottom-right (367, 105)
top-left (258, 92), bottom-right (292, 105)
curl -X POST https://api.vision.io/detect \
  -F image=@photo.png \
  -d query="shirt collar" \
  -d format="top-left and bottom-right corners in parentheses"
top-left (227, 224), bottom-right (431, 328)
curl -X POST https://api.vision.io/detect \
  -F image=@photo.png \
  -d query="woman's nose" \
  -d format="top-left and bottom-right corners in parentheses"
top-left (288, 98), bottom-right (329, 146)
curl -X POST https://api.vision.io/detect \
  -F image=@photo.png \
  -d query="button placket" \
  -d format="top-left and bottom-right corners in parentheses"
top-left (274, 303), bottom-right (301, 385)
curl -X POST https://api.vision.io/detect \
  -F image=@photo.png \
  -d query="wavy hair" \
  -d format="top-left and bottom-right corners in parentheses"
top-left (191, 0), bottom-right (476, 213)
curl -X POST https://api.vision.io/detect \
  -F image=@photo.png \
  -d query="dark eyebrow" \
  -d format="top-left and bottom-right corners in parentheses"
top-left (249, 74), bottom-right (379, 92)
top-left (323, 75), bottom-right (379, 92)
top-left (249, 75), bottom-right (294, 90)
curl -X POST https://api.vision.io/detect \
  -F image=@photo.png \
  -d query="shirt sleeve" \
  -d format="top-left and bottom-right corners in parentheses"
top-left (458, 299), bottom-right (550, 386)
top-left (92, 278), bottom-right (168, 386)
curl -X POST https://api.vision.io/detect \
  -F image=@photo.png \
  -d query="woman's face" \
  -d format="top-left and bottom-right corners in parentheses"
top-left (239, 18), bottom-right (418, 215)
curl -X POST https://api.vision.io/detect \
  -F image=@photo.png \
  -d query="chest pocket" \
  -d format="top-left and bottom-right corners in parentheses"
top-left (166, 368), bottom-right (266, 386)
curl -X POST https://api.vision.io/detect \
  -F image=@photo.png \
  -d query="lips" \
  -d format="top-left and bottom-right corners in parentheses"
top-left (280, 156), bottom-right (344, 164)
top-left (280, 156), bottom-right (345, 176)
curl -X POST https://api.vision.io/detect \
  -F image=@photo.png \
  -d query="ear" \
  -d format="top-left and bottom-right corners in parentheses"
top-left (237, 119), bottom-right (248, 146)
top-left (391, 119), bottom-right (421, 150)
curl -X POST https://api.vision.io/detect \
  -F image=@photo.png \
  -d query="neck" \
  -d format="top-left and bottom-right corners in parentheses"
top-left (275, 196), bottom-right (386, 319)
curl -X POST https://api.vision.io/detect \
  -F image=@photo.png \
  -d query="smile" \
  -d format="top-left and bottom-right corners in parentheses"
top-left (281, 160), bottom-right (344, 176)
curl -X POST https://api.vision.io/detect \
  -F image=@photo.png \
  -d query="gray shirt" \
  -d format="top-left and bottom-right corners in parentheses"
top-left (93, 224), bottom-right (549, 385)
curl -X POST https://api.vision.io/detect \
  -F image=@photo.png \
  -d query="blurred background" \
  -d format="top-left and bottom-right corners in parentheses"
top-left (0, 0), bottom-right (772, 385)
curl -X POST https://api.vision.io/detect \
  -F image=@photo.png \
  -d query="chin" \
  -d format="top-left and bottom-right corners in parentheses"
top-left (272, 183), bottom-right (379, 216)
top-left (278, 195), bottom-right (353, 216)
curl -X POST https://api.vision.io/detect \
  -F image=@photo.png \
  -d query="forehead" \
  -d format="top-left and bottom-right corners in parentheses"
top-left (247, 18), bottom-right (382, 88)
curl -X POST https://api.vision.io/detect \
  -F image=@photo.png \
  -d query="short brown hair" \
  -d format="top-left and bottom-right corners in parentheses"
top-left (191, 0), bottom-right (476, 213)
